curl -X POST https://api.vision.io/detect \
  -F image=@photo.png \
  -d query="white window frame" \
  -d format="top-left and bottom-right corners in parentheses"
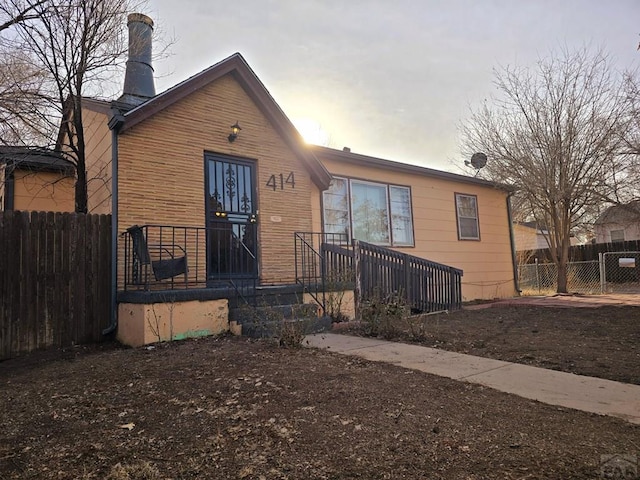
top-left (322, 177), bottom-right (414, 247)
top-left (455, 193), bottom-right (480, 241)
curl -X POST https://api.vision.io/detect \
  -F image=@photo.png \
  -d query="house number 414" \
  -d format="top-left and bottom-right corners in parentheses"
top-left (266, 172), bottom-right (295, 191)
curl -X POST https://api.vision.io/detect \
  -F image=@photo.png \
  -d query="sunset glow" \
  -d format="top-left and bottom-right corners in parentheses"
top-left (292, 117), bottom-right (330, 146)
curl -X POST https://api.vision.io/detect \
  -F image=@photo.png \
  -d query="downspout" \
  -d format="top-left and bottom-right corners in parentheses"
top-left (103, 113), bottom-right (124, 335)
top-left (4, 167), bottom-right (15, 211)
top-left (506, 192), bottom-right (521, 295)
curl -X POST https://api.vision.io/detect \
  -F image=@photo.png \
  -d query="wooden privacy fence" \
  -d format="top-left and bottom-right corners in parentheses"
top-left (0, 211), bottom-right (111, 360)
top-left (521, 239), bottom-right (640, 263)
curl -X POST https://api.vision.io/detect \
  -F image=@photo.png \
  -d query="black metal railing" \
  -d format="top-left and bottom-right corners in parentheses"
top-left (294, 232), bottom-right (351, 311)
top-left (122, 223), bottom-right (258, 292)
top-left (294, 233), bottom-right (463, 314)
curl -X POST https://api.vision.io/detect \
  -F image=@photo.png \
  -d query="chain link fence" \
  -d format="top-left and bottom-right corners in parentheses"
top-left (518, 252), bottom-right (640, 295)
top-left (518, 260), bottom-right (601, 295)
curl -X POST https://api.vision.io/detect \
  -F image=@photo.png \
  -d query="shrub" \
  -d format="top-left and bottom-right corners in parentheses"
top-left (358, 290), bottom-right (408, 339)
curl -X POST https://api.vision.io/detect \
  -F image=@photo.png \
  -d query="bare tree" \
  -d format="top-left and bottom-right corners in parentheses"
top-left (0, 0), bottom-right (139, 212)
top-left (461, 48), bottom-right (636, 293)
top-left (0, 51), bottom-right (49, 145)
top-left (0, 0), bottom-right (47, 32)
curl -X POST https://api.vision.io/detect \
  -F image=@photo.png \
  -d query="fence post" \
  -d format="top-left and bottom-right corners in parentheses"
top-left (403, 252), bottom-right (411, 306)
top-left (449, 268), bottom-right (456, 309)
top-left (599, 252), bottom-right (605, 294)
top-left (353, 239), bottom-right (361, 319)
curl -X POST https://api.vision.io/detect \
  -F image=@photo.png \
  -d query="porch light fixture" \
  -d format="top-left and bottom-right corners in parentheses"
top-left (215, 209), bottom-right (228, 218)
top-left (228, 121), bottom-right (242, 142)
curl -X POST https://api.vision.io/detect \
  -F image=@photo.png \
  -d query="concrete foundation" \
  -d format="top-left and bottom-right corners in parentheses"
top-left (117, 299), bottom-right (229, 347)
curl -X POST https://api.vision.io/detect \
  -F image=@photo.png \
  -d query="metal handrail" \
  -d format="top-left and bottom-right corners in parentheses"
top-left (122, 223), bottom-right (258, 291)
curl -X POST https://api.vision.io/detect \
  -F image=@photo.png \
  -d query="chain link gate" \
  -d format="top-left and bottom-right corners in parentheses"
top-left (518, 251), bottom-right (640, 295)
top-left (600, 251), bottom-right (640, 294)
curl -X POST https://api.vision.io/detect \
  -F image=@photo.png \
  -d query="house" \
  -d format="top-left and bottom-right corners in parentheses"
top-left (513, 221), bottom-right (580, 253)
top-left (313, 146), bottom-right (516, 300)
top-left (594, 201), bottom-right (640, 244)
top-left (513, 222), bottom-right (550, 251)
top-left (0, 146), bottom-right (75, 212)
top-left (78, 14), bottom-right (517, 346)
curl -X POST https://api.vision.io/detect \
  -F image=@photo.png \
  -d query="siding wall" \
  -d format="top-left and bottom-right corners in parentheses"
top-left (12, 170), bottom-right (75, 212)
top-left (513, 224), bottom-right (544, 251)
top-left (117, 73), bottom-right (316, 286)
top-left (83, 104), bottom-right (113, 215)
top-left (317, 156), bottom-right (516, 301)
top-left (595, 222), bottom-right (640, 243)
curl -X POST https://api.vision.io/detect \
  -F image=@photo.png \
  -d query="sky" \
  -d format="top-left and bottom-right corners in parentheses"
top-left (144, 0), bottom-right (640, 173)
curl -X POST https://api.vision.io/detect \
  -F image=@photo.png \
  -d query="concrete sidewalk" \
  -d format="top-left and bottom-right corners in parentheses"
top-left (305, 333), bottom-right (640, 425)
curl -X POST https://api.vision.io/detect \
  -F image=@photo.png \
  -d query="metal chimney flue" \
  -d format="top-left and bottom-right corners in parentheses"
top-left (118, 13), bottom-right (155, 108)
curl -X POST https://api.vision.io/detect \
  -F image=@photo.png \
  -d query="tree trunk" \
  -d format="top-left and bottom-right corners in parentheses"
top-left (556, 260), bottom-right (568, 293)
top-left (73, 95), bottom-right (88, 214)
top-left (556, 234), bottom-right (571, 294)
top-left (75, 162), bottom-right (87, 213)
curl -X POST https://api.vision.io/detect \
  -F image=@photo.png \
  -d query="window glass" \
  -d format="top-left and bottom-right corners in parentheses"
top-left (323, 178), bottom-right (350, 237)
top-left (390, 186), bottom-right (413, 245)
top-left (351, 181), bottom-right (390, 244)
top-left (610, 229), bottom-right (625, 242)
top-left (322, 177), bottom-right (414, 247)
top-left (456, 194), bottom-right (479, 240)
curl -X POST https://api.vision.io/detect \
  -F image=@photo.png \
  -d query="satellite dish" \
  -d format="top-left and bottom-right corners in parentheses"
top-left (469, 152), bottom-right (487, 169)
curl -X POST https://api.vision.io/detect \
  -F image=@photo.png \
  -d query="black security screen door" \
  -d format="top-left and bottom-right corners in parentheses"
top-left (205, 154), bottom-right (258, 281)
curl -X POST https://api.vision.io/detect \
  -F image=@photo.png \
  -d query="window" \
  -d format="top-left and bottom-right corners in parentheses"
top-left (610, 229), bottom-right (625, 242)
top-left (323, 177), bottom-right (350, 237)
top-left (351, 181), bottom-right (390, 244)
top-left (389, 186), bottom-right (414, 245)
top-left (323, 177), bottom-right (414, 246)
top-left (455, 193), bottom-right (480, 240)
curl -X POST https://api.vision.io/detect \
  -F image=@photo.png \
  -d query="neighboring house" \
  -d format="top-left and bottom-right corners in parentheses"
top-left (0, 146), bottom-right (75, 212)
top-left (513, 221), bottom-right (580, 252)
top-left (594, 201), bottom-right (640, 244)
top-left (78, 14), bottom-right (517, 346)
top-left (513, 222), bottom-right (550, 251)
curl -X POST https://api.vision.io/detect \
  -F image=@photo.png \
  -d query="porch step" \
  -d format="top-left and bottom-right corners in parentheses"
top-left (229, 302), bottom-right (320, 323)
top-left (226, 285), bottom-right (304, 309)
top-left (229, 302), bottom-right (330, 339)
top-left (238, 315), bottom-right (332, 339)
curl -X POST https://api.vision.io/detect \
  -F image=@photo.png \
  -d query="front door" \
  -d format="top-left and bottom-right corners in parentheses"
top-left (205, 153), bottom-right (258, 282)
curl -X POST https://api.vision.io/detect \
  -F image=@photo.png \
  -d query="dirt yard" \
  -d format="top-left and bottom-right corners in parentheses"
top-left (1, 304), bottom-right (639, 480)
top-left (348, 304), bottom-right (640, 385)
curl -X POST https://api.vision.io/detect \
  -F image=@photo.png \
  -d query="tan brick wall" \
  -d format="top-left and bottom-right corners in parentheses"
top-left (117, 74), bottom-right (315, 286)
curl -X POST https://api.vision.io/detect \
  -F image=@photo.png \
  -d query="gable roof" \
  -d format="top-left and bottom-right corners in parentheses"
top-left (112, 53), bottom-right (332, 190)
top-left (515, 221), bottom-right (549, 233)
top-left (312, 145), bottom-right (514, 191)
top-left (595, 200), bottom-right (640, 225)
top-left (0, 146), bottom-right (75, 175)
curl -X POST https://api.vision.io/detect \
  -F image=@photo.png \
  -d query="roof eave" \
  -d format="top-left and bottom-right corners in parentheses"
top-left (312, 146), bottom-right (513, 192)
top-left (116, 53), bottom-right (332, 190)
